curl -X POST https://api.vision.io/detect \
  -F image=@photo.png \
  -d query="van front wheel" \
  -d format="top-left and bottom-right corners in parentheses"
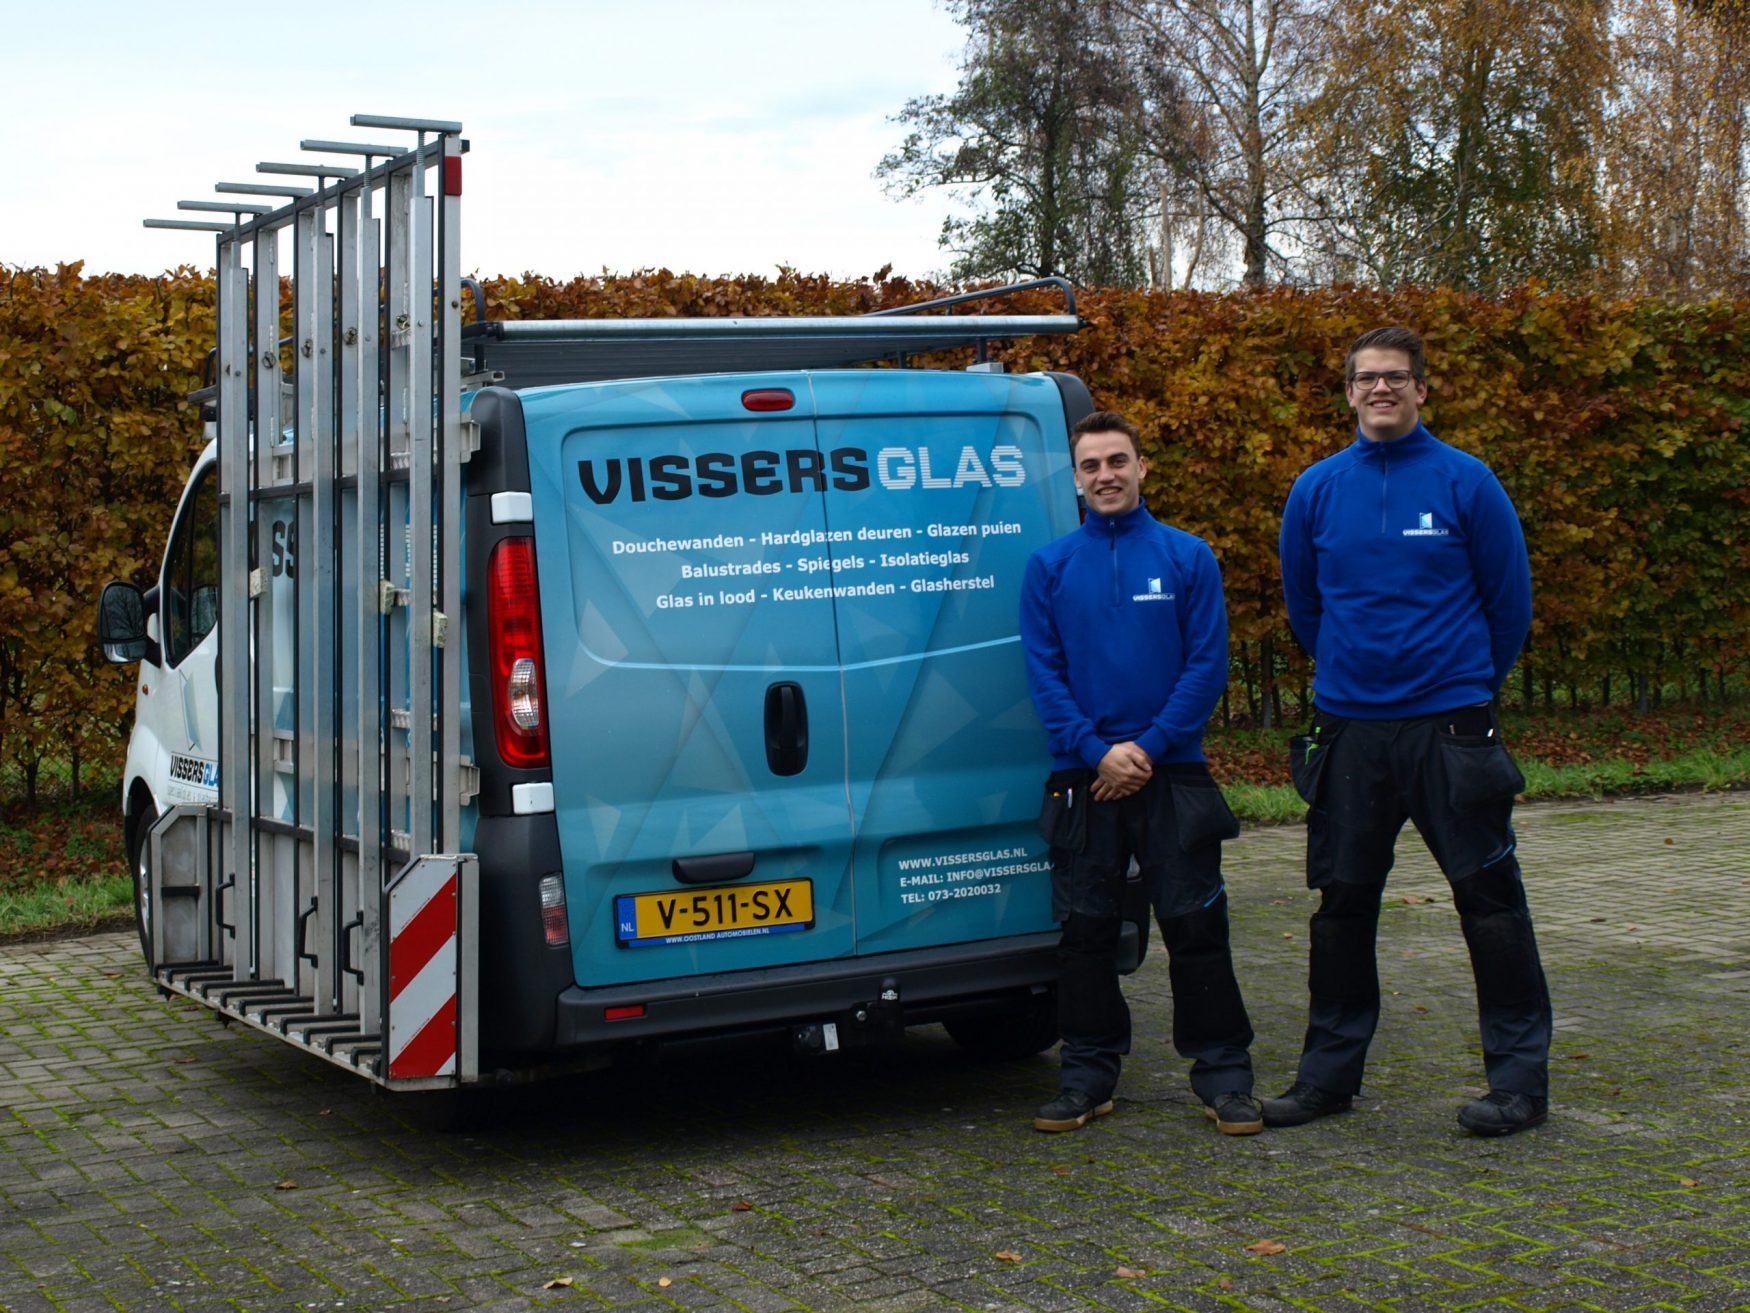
top-left (944, 993), bottom-right (1058, 1061)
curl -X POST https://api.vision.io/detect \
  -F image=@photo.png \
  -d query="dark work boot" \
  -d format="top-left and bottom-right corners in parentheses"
top-left (1203, 1091), bottom-right (1264, 1135)
top-left (1457, 1090), bottom-right (1548, 1136)
top-left (1261, 1080), bottom-right (1353, 1127)
top-left (1033, 1089), bottom-right (1114, 1133)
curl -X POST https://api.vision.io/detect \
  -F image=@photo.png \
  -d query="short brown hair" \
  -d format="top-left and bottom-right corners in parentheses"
top-left (1345, 326), bottom-right (1426, 383)
top-left (1070, 409), bottom-right (1140, 457)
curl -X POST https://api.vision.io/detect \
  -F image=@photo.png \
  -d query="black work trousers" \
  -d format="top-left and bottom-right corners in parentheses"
top-left (1040, 764), bottom-right (1254, 1105)
top-left (1289, 707), bottom-right (1552, 1098)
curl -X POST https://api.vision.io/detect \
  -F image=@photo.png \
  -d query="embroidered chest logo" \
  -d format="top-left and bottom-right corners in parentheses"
top-left (1403, 511), bottom-right (1450, 538)
top-left (1133, 576), bottom-right (1175, 602)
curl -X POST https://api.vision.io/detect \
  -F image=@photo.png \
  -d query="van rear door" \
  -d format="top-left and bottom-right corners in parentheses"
top-left (523, 376), bottom-right (856, 988)
top-left (811, 371), bottom-right (1081, 955)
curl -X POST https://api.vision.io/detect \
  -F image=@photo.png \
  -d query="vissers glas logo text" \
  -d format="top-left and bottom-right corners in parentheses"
top-left (1403, 510), bottom-right (1449, 537)
top-left (1133, 576), bottom-right (1174, 602)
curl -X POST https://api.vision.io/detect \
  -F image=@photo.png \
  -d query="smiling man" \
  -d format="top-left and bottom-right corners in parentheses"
top-left (1271, 327), bottom-right (1552, 1137)
top-left (1019, 410), bottom-right (1259, 1135)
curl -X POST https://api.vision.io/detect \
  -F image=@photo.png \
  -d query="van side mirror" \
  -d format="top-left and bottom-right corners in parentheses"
top-left (98, 581), bottom-right (161, 666)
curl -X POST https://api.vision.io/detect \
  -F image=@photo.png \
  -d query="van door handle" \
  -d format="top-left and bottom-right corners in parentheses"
top-left (764, 681), bottom-right (808, 776)
top-left (672, 851), bottom-right (755, 885)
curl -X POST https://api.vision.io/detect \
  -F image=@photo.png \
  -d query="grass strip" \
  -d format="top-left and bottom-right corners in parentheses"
top-left (1517, 745), bottom-right (1750, 800)
top-left (0, 873), bottom-right (132, 939)
top-left (1227, 745), bottom-right (1750, 825)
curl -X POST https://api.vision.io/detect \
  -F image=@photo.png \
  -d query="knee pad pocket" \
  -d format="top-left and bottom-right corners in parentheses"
top-left (1450, 863), bottom-right (1529, 919)
top-left (1307, 888), bottom-right (1381, 1004)
top-left (1061, 912), bottom-right (1122, 955)
top-left (1460, 910), bottom-right (1545, 1007)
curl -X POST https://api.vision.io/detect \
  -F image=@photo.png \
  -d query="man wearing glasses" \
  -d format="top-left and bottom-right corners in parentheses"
top-left (1268, 327), bottom-right (1552, 1136)
top-left (1020, 410), bottom-right (1259, 1136)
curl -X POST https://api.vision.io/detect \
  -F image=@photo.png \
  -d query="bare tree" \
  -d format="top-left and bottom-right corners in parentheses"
top-left (1122, 0), bottom-right (1333, 286)
top-left (1599, 0), bottom-right (1750, 296)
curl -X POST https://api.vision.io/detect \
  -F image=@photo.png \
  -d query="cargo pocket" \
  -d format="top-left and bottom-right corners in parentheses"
top-left (1439, 735), bottom-right (1526, 811)
top-left (1288, 717), bottom-right (1345, 805)
top-left (1037, 769), bottom-right (1090, 854)
top-left (1170, 775), bottom-right (1241, 851)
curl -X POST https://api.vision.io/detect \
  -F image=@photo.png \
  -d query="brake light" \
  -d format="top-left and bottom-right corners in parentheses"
top-left (487, 537), bottom-right (550, 769)
top-left (741, 388), bottom-right (794, 412)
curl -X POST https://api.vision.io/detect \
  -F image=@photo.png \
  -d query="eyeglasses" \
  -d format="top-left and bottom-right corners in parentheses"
top-left (1349, 370), bottom-right (1417, 391)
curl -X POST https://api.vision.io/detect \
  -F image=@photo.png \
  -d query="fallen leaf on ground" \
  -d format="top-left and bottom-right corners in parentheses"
top-left (1281, 932), bottom-right (1293, 939)
top-left (1664, 837), bottom-right (1675, 845)
top-left (1402, 894), bottom-right (1427, 904)
top-left (732, 1200), bottom-right (752, 1212)
top-left (1115, 1266), bottom-right (1147, 1278)
top-left (274, 1180), bottom-right (298, 1191)
top-left (995, 1250), bottom-right (1024, 1262)
top-left (658, 1277), bottom-right (673, 1288)
top-left (1245, 1239), bottom-right (1287, 1256)
top-left (1218, 1277), bottom-right (1233, 1291)
top-left (542, 1277), bottom-right (573, 1290)
top-left (1679, 1177), bottom-right (1699, 1187)
top-left (1566, 1053), bottom-right (1590, 1060)
top-left (1051, 1165), bottom-right (1073, 1176)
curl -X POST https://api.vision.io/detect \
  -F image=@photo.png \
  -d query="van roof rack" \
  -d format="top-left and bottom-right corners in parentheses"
top-left (462, 277), bottom-right (1080, 388)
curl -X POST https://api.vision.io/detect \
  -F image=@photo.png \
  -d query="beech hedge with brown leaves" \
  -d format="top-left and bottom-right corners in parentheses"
top-left (2, 263), bottom-right (1743, 798)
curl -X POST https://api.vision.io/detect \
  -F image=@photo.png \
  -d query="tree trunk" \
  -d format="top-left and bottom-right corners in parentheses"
top-left (1259, 634), bottom-right (1275, 729)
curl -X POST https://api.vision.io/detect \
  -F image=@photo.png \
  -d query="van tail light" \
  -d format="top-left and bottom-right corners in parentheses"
top-left (487, 537), bottom-right (550, 769)
top-left (538, 874), bottom-right (569, 947)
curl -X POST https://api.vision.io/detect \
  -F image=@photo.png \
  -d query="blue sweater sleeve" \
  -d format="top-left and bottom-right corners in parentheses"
top-left (1019, 552), bottom-right (1109, 770)
top-left (1279, 475), bottom-right (1321, 656)
top-left (1134, 541), bottom-right (1229, 763)
top-left (1466, 472), bottom-right (1532, 691)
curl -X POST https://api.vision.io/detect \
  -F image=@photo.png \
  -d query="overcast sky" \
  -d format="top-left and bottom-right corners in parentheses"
top-left (6, 1), bottom-right (967, 282)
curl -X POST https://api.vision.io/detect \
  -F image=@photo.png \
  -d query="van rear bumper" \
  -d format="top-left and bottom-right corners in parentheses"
top-left (553, 932), bottom-right (1061, 1046)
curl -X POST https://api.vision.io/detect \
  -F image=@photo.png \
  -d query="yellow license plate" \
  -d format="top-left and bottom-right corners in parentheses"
top-left (614, 879), bottom-right (814, 947)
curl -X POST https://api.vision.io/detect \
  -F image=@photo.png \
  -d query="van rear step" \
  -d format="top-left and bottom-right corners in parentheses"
top-left (154, 964), bottom-right (392, 1086)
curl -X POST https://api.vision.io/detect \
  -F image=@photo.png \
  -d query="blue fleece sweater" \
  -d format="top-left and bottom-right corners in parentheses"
top-left (1020, 503), bottom-right (1228, 770)
top-left (1279, 422), bottom-right (1532, 719)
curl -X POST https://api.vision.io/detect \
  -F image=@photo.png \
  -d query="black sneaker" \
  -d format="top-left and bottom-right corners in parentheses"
top-left (1458, 1090), bottom-right (1548, 1136)
top-left (1203, 1091), bottom-right (1264, 1136)
top-left (1033, 1089), bottom-right (1114, 1133)
top-left (1260, 1080), bottom-right (1353, 1127)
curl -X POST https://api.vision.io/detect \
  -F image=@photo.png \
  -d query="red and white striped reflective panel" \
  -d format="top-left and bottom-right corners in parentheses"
top-left (387, 862), bottom-right (460, 1079)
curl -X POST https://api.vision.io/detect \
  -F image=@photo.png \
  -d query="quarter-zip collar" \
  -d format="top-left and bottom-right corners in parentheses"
top-left (1079, 501), bottom-right (1156, 540)
top-left (1350, 421), bottom-right (1434, 531)
top-left (1350, 420), bottom-right (1435, 463)
top-left (1082, 502), bottom-right (1155, 605)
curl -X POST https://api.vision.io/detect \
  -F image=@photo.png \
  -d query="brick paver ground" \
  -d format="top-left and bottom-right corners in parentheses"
top-left (2, 792), bottom-right (1746, 1312)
